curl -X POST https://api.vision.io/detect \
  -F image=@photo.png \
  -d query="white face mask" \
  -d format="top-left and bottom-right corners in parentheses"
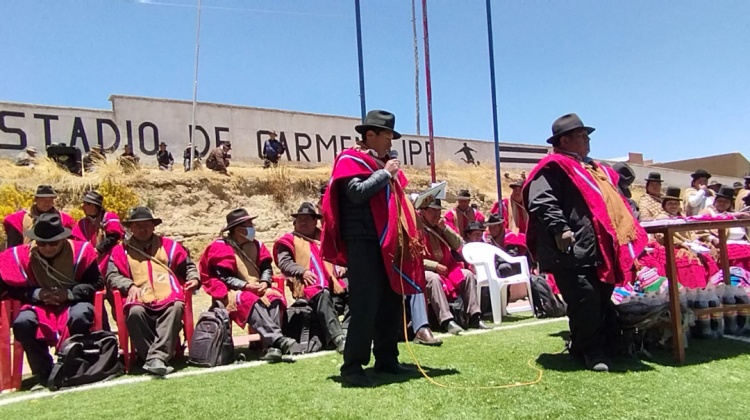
top-left (243, 227), bottom-right (256, 242)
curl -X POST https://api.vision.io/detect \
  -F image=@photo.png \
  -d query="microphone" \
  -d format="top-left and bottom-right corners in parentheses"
top-left (388, 149), bottom-right (399, 160)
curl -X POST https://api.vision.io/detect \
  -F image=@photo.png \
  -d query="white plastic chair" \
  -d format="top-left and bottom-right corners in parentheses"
top-left (462, 242), bottom-right (533, 324)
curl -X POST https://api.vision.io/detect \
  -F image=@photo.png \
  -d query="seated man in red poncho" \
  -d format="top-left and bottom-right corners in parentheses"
top-left (106, 207), bottom-right (200, 376)
top-left (200, 208), bottom-right (299, 362)
top-left (71, 191), bottom-right (125, 274)
top-left (0, 213), bottom-right (102, 387)
top-left (419, 199), bottom-right (490, 334)
top-left (444, 189), bottom-right (485, 237)
top-left (490, 179), bottom-right (529, 234)
top-left (3, 185), bottom-right (75, 248)
top-left (273, 202), bottom-right (346, 354)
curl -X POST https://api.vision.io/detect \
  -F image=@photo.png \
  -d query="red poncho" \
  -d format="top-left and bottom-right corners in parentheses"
top-left (71, 211), bottom-right (125, 273)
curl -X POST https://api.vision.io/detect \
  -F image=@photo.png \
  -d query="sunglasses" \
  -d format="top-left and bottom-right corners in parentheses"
top-left (37, 240), bottom-right (61, 248)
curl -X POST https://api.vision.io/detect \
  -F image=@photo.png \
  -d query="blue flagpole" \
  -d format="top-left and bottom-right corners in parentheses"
top-left (354, 0), bottom-right (366, 122)
top-left (486, 0), bottom-right (502, 202)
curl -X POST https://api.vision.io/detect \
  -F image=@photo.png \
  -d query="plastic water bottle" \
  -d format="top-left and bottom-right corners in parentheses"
top-left (734, 286), bottom-right (750, 335)
top-left (722, 285), bottom-right (738, 335)
top-left (706, 287), bottom-right (724, 339)
top-left (693, 289), bottom-right (711, 339)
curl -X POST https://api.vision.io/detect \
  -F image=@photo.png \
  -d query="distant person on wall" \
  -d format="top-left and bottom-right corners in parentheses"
top-left (444, 189), bottom-right (485, 237)
top-left (524, 113), bottom-right (647, 372)
top-left (119, 144), bottom-right (140, 171)
top-left (682, 169), bottom-right (714, 216)
top-left (263, 131), bottom-right (286, 169)
top-left (156, 142), bottom-right (174, 171)
top-left (14, 146), bottom-right (38, 167)
top-left (183, 145), bottom-right (201, 171)
top-left (3, 185), bottom-right (76, 248)
top-left (83, 145), bottom-right (106, 172)
top-left (206, 141), bottom-right (232, 176)
top-left (455, 142), bottom-right (478, 165)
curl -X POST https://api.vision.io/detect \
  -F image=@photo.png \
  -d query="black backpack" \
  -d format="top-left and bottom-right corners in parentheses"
top-left (188, 301), bottom-right (235, 367)
top-left (530, 274), bottom-right (567, 318)
top-left (282, 299), bottom-right (323, 353)
top-left (47, 331), bottom-right (123, 391)
top-left (448, 296), bottom-right (470, 329)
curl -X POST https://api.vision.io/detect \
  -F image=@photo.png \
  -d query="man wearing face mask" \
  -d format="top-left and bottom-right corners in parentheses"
top-left (524, 114), bottom-right (648, 372)
top-left (106, 207), bottom-right (200, 376)
top-left (273, 202), bottom-right (347, 353)
top-left (0, 213), bottom-right (102, 388)
top-left (3, 185), bottom-right (75, 248)
top-left (321, 110), bottom-right (425, 387)
top-left (71, 191), bottom-right (125, 274)
top-left (200, 208), bottom-right (300, 362)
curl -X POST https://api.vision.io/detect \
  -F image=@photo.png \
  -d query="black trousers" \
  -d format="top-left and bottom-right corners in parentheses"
top-left (310, 289), bottom-right (344, 344)
top-left (551, 267), bottom-right (615, 358)
top-left (12, 302), bottom-right (94, 378)
top-left (341, 239), bottom-right (401, 375)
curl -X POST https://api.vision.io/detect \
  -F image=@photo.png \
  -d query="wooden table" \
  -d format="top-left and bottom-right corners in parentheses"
top-left (644, 218), bottom-right (750, 364)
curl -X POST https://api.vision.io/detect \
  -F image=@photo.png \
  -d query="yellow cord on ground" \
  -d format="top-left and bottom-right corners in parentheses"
top-left (393, 186), bottom-right (544, 390)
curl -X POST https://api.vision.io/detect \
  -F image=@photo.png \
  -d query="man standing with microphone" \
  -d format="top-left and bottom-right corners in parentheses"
top-left (321, 110), bottom-right (425, 387)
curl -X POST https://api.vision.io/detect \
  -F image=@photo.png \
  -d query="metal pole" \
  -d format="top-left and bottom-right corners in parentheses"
top-left (354, 0), bottom-right (367, 122)
top-left (485, 0), bottom-right (502, 201)
top-left (411, 0), bottom-right (420, 135)
top-left (421, 0), bottom-right (436, 183)
top-left (189, 0), bottom-right (202, 171)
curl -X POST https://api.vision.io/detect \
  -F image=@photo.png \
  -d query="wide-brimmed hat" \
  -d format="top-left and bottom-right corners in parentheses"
top-left (424, 198), bottom-right (444, 210)
top-left (743, 172), bottom-right (750, 181)
top-left (291, 202), bottom-right (321, 219)
top-left (221, 208), bottom-right (256, 232)
top-left (25, 213), bottom-right (71, 242)
top-left (613, 162), bottom-right (635, 186)
top-left (510, 179), bottom-right (524, 189)
top-left (354, 110), bottom-right (401, 140)
top-left (690, 169), bottom-right (711, 180)
top-left (645, 172), bottom-right (663, 183)
top-left (546, 113), bottom-right (595, 145)
top-left (456, 189), bottom-right (471, 199)
top-left (122, 206), bottom-right (162, 227)
top-left (734, 181), bottom-right (744, 189)
top-left (485, 213), bottom-right (504, 226)
top-left (26, 146), bottom-right (37, 154)
top-left (716, 185), bottom-right (735, 201)
top-left (222, 141), bottom-right (232, 150)
top-left (662, 187), bottom-right (682, 203)
top-left (465, 221), bottom-right (484, 233)
top-left (82, 191), bottom-right (104, 208)
top-left (707, 180), bottom-right (722, 192)
top-left (34, 185), bottom-right (57, 198)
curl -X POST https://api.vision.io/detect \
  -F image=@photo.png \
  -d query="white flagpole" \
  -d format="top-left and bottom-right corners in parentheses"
top-left (188, 0), bottom-right (202, 170)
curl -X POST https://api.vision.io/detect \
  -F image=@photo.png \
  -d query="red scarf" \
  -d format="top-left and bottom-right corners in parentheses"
top-left (523, 153), bottom-right (648, 284)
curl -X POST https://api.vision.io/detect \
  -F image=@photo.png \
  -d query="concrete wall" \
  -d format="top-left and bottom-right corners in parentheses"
top-left (654, 153), bottom-right (750, 178)
top-left (599, 160), bottom-right (741, 188)
top-left (0, 95), bottom-right (549, 170)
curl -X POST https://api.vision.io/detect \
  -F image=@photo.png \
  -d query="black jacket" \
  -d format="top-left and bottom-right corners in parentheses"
top-left (525, 162), bottom-right (602, 272)
top-left (337, 169), bottom-right (391, 241)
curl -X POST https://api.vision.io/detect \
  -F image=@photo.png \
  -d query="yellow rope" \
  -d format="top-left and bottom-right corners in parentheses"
top-left (394, 183), bottom-right (545, 390)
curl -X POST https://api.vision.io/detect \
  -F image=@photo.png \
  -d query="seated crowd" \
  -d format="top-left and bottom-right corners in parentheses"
top-left (2, 167), bottom-right (749, 388)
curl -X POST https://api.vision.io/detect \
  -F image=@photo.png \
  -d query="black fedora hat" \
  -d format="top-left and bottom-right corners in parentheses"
top-left (485, 213), bottom-right (504, 226)
top-left (82, 190), bottom-right (104, 208)
top-left (613, 162), bottom-right (635, 185)
top-left (716, 185), bottom-right (735, 201)
top-left (456, 189), bottom-right (471, 199)
top-left (509, 179), bottom-right (524, 189)
top-left (35, 185), bottom-right (57, 198)
top-left (291, 202), bottom-right (322, 219)
top-left (25, 213), bottom-right (71, 242)
top-left (425, 198), bottom-right (444, 210)
top-left (221, 208), bottom-right (257, 232)
top-left (645, 172), bottom-right (663, 183)
top-left (690, 169), bottom-right (711, 180)
top-left (355, 110), bottom-right (401, 140)
top-left (662, 187), bottom-right (682, 202)
top-left (465, 221), bottom-right (484, 233)
top-left (546, 113), bottom-right (595, 144)
top-left (122, 206), bottom-right (162, 227)
top-left (222, 141), bottom-right (232, 150)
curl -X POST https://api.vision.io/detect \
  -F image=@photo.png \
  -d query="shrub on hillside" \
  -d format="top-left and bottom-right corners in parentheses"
top-left (0, 184), bottom-right (34, 245)
top-left (99, 179), bottom-right (139, 219)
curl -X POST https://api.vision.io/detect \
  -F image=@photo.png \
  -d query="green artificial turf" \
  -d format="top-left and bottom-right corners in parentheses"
top-left (2, 318), bottom-right (750, 420)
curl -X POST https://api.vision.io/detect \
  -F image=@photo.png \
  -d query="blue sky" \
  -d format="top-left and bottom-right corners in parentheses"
top-left (1, 0), bottom-right (748, 162)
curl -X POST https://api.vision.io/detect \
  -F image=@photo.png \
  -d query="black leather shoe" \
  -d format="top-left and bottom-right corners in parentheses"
top-left (341, 370), bottom-right (375, 388)
top-left (261, 348), bottom-right (283, 363)
top-left (470, 319), bottom-right (492, 330)
top-left (442, 320), bottom-right (464, 335)
top-left (414, 328), bottom-right (443, 346)
top-left (374, 363), bottom-right (417, 375)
